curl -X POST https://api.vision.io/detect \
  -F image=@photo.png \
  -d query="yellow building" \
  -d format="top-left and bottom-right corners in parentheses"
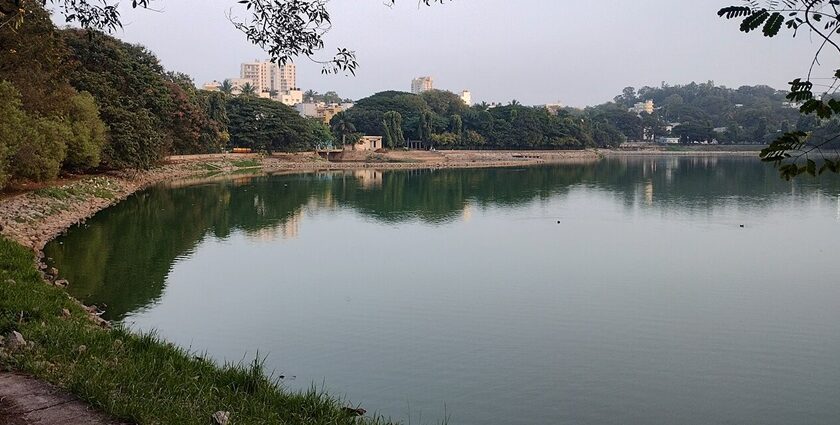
top-left (345, 136), bottom-right (383, 151)
top-left (296, 102), bottom-right (347, 124)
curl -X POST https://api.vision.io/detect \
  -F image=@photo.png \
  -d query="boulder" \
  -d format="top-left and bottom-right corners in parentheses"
top-left (5, 331), bottom-right (26, 350)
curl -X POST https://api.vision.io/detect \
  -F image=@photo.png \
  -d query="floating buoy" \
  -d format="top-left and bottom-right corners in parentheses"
top-left (739, 224), bottom-right (745, 228)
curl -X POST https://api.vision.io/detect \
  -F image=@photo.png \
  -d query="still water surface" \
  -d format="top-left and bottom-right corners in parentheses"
top-left (46, 156), bottom-right (840, 425)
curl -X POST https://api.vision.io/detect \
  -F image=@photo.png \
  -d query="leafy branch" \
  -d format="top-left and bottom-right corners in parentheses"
top-left (1, 0), bottom-right (449, 75)
top-left (719, 0), bottom-right (840, 178)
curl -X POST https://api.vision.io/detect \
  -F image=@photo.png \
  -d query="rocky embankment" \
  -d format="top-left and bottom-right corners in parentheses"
top-left (0, 165), bottom-right (199, 252)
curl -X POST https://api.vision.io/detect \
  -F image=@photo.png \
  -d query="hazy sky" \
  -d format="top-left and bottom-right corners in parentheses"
top-left (73, 0), bottom-right (840, 106)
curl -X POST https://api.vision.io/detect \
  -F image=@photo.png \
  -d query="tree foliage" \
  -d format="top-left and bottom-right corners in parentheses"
top-left (342, 90), bottom-right (627, 149)
top-left (226, 96), bottom-right (317, 152)
top-left (593, 82), bottom-right (802, 144)
top-left (382, 111), bottom-right (405, 148)
top-left (63, 91), bottom-right (107, 170)
top-left (1, 0), bottom-right (447, 75)
top-left (719, 0), bottom-right (840, 178)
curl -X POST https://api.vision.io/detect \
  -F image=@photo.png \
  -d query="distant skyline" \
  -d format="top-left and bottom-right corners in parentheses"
top-left (54, 0), bottom-right (840, 106)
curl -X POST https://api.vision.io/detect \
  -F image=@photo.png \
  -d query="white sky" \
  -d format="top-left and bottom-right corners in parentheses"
top-left (57, 0), bottom-right (840, 106)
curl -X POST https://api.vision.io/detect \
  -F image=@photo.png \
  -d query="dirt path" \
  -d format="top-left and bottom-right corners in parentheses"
top-left (0, 373), bottom-right (129, 425)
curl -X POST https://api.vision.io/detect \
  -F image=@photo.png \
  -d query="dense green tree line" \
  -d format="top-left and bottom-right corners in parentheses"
top-left (0, 2), bottom-right (323, 189)
top-left (338, 84), bottom-right (808, 150)
top-left (598, 82), bottom-right (803, 144)
top-left (334, 90), bottom-right (626, 150)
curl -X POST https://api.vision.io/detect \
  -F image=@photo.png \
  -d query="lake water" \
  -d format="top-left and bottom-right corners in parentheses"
top-left (45, 156), bottom-right (840, 425)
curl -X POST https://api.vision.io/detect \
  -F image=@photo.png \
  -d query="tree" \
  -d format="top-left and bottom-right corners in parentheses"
top-left (418, 110), bottom-right (433, 144)
top-left (219, 79), bottom-right (235, 96)
top-left (11, 116), bottom-right (70, 181)
top-left (1, 0), bottom-right (448, 75)
top-left (63, 91), bottom-right (107, 170)
top-left (719, 1), bottom-right (840, 178)
top-left (0, 0), bottom-right (76, 117)
top-left (322, 91), bottom-right (342, 104)
top-left (450, 114), bottom-right (463, 144)
top-left (63, 29), bottom-right (173, 169)
top-left (341, 91), bottom-right (431, 138)
top-left (420, 89), bottom-right (468, 118)
top-left (382, 111), bottom-right (404, 148)
top-left (307, 118), bottom-right (334, 149)
top-left (239, 82), bottom-right (257, 97)
top-left (227, 96), bottom-right (316, 152)
top-left (330, 112), bottom-right (357, 146)
top-left (0, 80), bottom-right (26, 187)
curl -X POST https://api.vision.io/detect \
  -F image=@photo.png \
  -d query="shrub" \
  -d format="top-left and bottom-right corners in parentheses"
top-left (9, 117), bottom-right (70, 181)
top-left (64, 91), bottom-right (107, 171)
top-left (0, 81), bottom-right (27, 188)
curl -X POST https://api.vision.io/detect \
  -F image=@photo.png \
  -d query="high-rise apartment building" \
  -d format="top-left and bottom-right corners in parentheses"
top-left (411, 76), bottom-right (434, 94)
top-left (240, 60), bottom-right (297, 98)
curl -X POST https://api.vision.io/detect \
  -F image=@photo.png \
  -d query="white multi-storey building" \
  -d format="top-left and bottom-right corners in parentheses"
top-left (460, 90), bottom-right (472, 105)
top-left (240, 60), bottom-right (297, 102)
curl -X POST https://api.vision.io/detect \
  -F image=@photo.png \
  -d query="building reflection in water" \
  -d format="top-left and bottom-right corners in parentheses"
top-left (353, 169), bottom-right (383, 189)
top-left (249, 208), bottom-right (303, 241)
top-left (462, 203), bottom-right (473, 222)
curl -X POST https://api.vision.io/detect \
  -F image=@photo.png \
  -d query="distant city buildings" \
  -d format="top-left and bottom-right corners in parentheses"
top-left (204, 59), bottom-right (301, 106)
top-left (295, 102), bottom-right (351, 124)
top-left (544, 102), bottom-right (565, 115)
top-left (411, 76), bottom-right (434, 94)
top-left (657, 136), bottom-right (680, 144)
top-left (629, 100), bottom-right (655, 114)
top-left (202, 80), bottom-right (221, 91)
top-left (240, 59), bottom-right (296, 97)
top-left (460, 90), bottom-right (472, 105)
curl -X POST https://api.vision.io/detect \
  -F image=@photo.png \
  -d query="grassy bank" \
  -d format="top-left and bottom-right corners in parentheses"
top-left (0, 237), bottom-right (389, 425)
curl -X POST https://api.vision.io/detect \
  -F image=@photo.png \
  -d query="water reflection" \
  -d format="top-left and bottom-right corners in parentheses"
top-left (45, 156), bottom-right (838, 321)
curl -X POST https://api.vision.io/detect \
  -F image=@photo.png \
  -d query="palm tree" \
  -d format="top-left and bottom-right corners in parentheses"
top-left (331, 113), bottom-right (356, 147)
top-left (304, 89), bottom-right (319, 102)
top-left (239, 82), bottom-right (257, 97)
top-left (219, 79), bottom-right (234, 96)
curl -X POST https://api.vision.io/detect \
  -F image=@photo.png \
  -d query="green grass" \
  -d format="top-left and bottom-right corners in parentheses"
top-left (34, 178), bottom-right (117, 201)
top-left (0, 237), bottom-right (395, 425)
top-left (364, 154), bottom-right (420, 164)
top-left (193, 162), bottom-right (222, 171)
top-left (231, 159), bottom-right (261, 169)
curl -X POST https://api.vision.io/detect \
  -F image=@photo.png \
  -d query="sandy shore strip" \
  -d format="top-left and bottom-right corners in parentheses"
top-left (0, 150), bottom-right (599, 251)
top-left (601, 148), bottom-right (762, 156)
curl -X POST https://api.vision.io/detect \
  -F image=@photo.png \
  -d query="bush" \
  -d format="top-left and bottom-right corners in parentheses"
top-left (0, 81), bottom-right (29, 188)
top-left (64, 91), bottom-right (107, 171)
top-left (9, 117), bottom-right (69, 181)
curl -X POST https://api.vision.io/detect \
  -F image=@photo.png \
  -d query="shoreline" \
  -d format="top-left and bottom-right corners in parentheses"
top-left (601, 149), bottom-right (761, 156)
top-left (0, 147), bottom-right (763, 254)
top-left (0, 150), bottom-right (599, 253)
